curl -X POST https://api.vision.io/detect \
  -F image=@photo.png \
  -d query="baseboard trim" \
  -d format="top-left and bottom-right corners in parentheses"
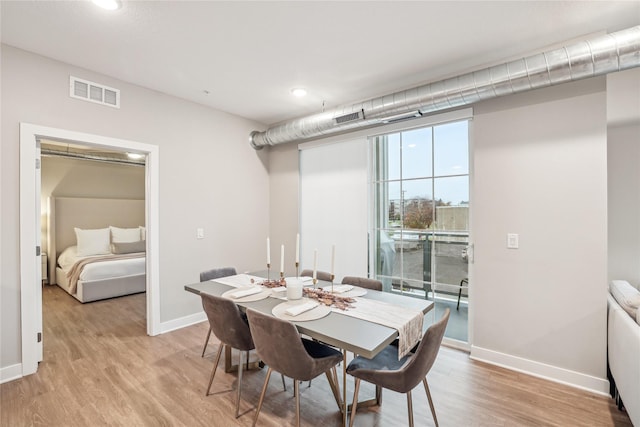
top-left (470, 345), bottom-right (610, 396)
top-left (0, 363), bottom-right (23, 384)
top-left (159, 311), bottom-right (207, 334)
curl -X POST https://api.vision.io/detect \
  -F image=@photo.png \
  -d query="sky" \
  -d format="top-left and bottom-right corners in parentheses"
top-left (379, 120), bottom-right (469, 206)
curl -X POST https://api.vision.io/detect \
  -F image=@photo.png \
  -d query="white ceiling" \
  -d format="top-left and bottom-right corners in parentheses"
top-left (2, 1), bottom-right (639, 126)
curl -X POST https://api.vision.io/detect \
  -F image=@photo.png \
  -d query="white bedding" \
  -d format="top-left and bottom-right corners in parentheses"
top-left (58, 245), bottom-right (146, 281)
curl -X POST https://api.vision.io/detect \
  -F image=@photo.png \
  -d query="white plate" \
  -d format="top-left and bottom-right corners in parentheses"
top-left (272, 299), bottom-right (331, 321)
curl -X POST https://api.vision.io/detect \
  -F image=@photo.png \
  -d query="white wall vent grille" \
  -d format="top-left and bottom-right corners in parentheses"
top-left (69, 76), bottom-right (120, 108)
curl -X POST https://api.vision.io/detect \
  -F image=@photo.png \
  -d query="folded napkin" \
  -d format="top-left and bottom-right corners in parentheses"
top-left (284, 301), bottom-right (319, 316)
top-left (325, 284), bottom-right (354, 294)
top-left (300, 276), bottom-right (314, 283)
top-left (228, 287), bottom-right (262, 299)
top-left (270, 286), bottom-right (287, 293)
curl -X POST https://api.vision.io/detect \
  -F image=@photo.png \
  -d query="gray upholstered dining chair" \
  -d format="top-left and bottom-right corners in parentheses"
top-left (346, 308), bottom-right (450, 427)
top-left (199, 267), bottom-right (237, 356)
top-left (300, 269), bottom-right (333, 282)
top-left (341, 276), bottom-right (383, 291)
top-left (200, 291), bottom-right (254, 418)
top-left (246, 308), bottom-right (344, 427)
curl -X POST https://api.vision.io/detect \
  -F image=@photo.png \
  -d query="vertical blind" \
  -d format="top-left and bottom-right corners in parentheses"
top-left (299, 138), bottom-right (369, 281)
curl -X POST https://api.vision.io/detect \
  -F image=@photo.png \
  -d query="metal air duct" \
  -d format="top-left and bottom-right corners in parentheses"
top-left (250, 25), bottom-right (640, 149)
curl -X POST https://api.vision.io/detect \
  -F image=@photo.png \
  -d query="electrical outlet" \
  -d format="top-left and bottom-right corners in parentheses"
top-left (507, 233), bottom-right (519, 249)
top-left (196, 228), bottom-right (205, 239)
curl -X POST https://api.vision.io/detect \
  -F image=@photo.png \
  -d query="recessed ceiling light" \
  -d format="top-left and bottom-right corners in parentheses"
top-left (91, 0), bottom-right (121, 11)
top-left (127, 152), bottom-right (144, 160)
top-left (291, 88), bottom-right (307, 97)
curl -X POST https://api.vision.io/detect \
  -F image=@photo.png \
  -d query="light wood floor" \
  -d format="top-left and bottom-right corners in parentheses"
top-left (1, 285), bottom-right (632, 426)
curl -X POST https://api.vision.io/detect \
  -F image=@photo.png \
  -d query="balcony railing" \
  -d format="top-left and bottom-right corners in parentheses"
top-left (377, 230), bottom-right (469, 300)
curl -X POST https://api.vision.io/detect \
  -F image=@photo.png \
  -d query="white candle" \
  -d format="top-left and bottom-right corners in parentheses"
top-left (313, 249), bottom-right (318, 280)
top-left (330, 245), bottom-right (335, 276)
top-left (280, 244), bottom-right (285, 274)
top-left (295, 233), bottom-right (300, 264)
top-left (266, 237), bottom-right (271, 265)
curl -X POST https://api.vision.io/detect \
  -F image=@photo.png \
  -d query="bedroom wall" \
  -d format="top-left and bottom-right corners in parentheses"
top-left (40, 156), bottom-right (145, 253)
top-left (1, 45), bottom-right (269, 372)
top-left (607, 68), bottom-right (640, 286)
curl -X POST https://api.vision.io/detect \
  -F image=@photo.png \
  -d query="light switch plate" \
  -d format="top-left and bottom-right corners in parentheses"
top-left (196, 228), bottom-right (205, 239)
top-left (507, 233), bottom-right (519, 249)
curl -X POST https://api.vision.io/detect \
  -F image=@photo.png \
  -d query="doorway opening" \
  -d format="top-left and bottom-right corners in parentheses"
top-left (20, 123), bottom-right (160, 377)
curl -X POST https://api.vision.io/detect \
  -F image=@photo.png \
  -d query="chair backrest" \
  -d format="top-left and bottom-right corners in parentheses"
top-left (300, 269), bottom-right (332, 282)
top-left (246, 308), bottom-right (318, 380)
top-left (200, 292), bottom-right (254, 351)
top-left (200, 267), bottom-right (237, 282)
top-left (395, 308), bottom-right (450, 392)
top-left (341, 276), bottom-right (383, 291)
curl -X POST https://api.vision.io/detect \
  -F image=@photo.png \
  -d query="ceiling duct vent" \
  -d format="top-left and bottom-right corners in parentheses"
top-left (381, 110), bottom-right (423, 124)
top-left (334, 109), bottom-right (364, 124)
top-left (70, 76), bottom-right (120, 108)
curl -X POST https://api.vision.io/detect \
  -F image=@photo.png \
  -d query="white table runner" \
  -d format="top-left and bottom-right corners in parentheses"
top-left (212, 273), bottom-right (265, 288)
top-left (333, 298), bottom-right (423, 359)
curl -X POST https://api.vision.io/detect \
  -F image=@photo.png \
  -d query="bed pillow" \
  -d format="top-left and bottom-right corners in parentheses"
top-left (110, 226), bottom-right (141, 243)
top-left (74, 227), bottom-right (111, 256)
top-left (111, 240), bottom-right (146, 254)
top-left (609, 280), bottom-right (640, 319)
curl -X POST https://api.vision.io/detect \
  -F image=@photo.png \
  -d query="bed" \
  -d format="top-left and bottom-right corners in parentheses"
top-left (48, 197), bottom-right (147, 303)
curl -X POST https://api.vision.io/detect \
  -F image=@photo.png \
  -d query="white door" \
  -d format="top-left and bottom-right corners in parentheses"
top-left (35, 142), bottom-right (43, 362)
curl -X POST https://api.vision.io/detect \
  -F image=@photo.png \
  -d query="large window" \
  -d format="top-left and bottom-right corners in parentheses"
top-left (371, 120), bottom-right (469, 302)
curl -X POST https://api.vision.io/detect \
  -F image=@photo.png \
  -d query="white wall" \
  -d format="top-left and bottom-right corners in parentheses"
top-left (607, 68), bottom-right (640, 286)
top-left (1, 45), bottom-right (269, 370)
top-left (40, 156), bottom-right (145, 249)
top-left (267, 143), bottom-right (299, 274)
top-left (471, 78), bottom-right (608, 392)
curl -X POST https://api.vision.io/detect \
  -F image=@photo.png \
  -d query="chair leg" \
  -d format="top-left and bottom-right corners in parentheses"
top-left (201, 326), bottom-right (212, 357)
top-left (281, 374), bottom-right (287, 391)
top-left (325, 367), bottom-right (342, 409)
top-left (348, 378), bottom-right (361, 427)
top-left (294, 378), bottom-right (300, 427)
top-left (423, 378), bottom-right (439, 427)
top-left (206, 344), bottom-right (224, 396)
top-left (406, 390), bottom-right (414, 427)
top-left (253, 367), bottom-right (272, 427)
top-left (235, 350), bottom-right (244, 418)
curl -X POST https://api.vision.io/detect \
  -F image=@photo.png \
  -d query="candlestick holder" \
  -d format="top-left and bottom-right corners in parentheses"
top-left (295, 262), bottom-right (299, 279)
top-left (330, 274), bottom-right (335, 293)
top-left (280, 271), bottom-right (284, 280)
top-left (312, 278), bottom-right (318, 289)
top-left (267, 263), bottom-right (271, 281)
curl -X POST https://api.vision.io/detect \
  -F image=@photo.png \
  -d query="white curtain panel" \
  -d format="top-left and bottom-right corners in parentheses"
top-left (299, 137), bottom-right (369, 282)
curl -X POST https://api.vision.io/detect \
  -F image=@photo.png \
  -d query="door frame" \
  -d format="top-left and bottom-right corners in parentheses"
top-left (20, 122), bottom-right (161, 376)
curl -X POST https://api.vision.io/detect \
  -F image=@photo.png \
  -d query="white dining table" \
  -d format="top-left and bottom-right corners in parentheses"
top-left (185, 273), bottom-right (434, 426)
